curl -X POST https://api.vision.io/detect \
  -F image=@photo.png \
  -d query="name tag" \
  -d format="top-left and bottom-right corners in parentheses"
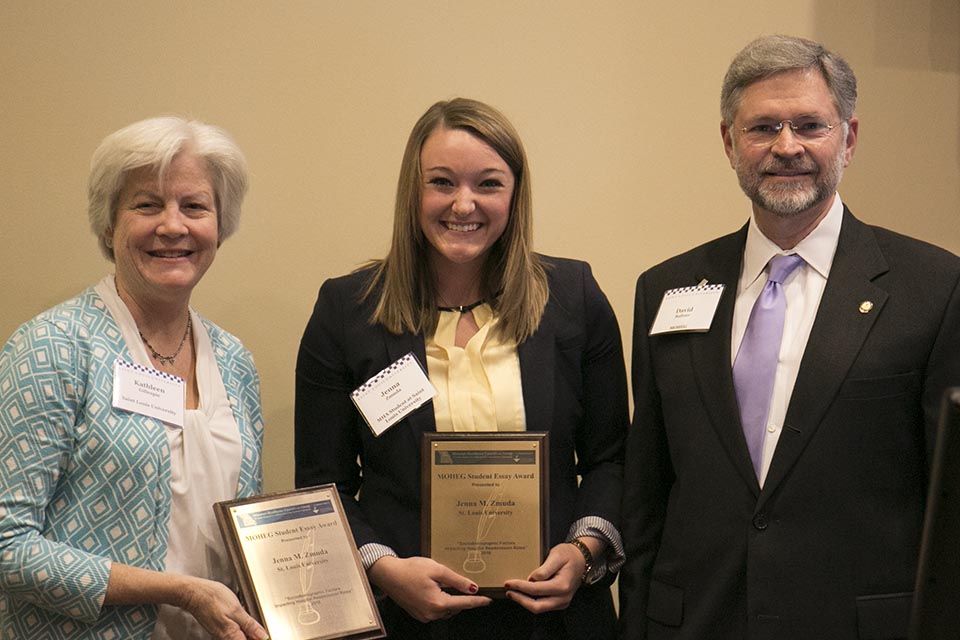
top-left (112, 359), bottom-right (185, 427)
top-left (351, 353), bottom-right (437, 437)
top-left (650, 284), bottom-right (725, 335)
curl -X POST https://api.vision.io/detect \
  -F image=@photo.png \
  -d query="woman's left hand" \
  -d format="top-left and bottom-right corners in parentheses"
top-left (503, 540), bottom-right (594, 613)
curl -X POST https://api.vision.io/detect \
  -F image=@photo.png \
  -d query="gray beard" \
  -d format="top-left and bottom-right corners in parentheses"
top-left (735, 144), bottom-right (846, 218)
top-left (752, 175), bottom-right (832, 217)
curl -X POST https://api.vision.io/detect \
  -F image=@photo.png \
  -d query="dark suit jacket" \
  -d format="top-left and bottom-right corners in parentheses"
top-left (619, 208), bottom-right (960, 640)
top-left (296, 256), bottom-right (628, 639)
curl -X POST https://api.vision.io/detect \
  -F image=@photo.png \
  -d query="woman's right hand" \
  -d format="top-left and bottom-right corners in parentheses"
top-left (105, 565), bottom-right (267, 640)
top-left (367, 555), bottom-right (492, 623)
top-left (178, 576), bottom-right (269, 640)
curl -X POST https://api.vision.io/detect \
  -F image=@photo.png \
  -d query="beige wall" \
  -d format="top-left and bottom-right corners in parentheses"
top-left (2, 0), bottom-right (957, 493)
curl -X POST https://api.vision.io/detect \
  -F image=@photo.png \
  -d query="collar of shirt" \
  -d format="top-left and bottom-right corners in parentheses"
top-left (739, 193), bottom-right (845, 293)
top-left (432, 303), bottom-right (494, 351)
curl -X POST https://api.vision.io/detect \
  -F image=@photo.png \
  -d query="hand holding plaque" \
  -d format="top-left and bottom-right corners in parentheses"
top-left (421, 433), bottom-right (549, 596)
top-left (366, 554), bottom-right (491, 623)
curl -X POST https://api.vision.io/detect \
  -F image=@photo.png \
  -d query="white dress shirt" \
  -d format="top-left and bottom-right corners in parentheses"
top-left (731, 195), bottom-right (844, 487)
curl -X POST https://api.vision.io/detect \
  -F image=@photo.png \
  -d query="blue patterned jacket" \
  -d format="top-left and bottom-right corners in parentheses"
top-left (0, 285), bottom-right (263, 639)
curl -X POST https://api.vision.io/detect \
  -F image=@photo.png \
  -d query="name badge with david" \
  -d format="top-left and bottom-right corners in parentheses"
top-left (650, 284), bottom-right (725, 335)
top-left (351, 353), bottom-right (437, 437)
top-left (112, 359), bottom-right (185, 427)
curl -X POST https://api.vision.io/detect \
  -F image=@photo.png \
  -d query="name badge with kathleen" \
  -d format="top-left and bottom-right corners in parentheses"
top-left (650, 284), bottom-right (725, 335)
top-left (351, 353), bottom-right (437, 437)
top-left (112, 358), bottom-right (185, 427)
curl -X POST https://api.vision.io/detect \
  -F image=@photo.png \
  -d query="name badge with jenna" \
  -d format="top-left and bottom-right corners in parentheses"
top-left (650, 284), bottom-right (725, 335)
top-left (351, 353), bottom-right (437, 437)
top-left (112, 358), bottom-right (185, 428)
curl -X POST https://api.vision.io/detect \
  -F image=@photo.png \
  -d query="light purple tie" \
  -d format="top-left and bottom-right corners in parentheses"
top-left (733, 253), bottom-right (804, 478)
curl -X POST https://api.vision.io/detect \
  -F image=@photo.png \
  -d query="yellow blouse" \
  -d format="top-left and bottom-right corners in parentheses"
top-left (425, 304), bottom-right (526, 432)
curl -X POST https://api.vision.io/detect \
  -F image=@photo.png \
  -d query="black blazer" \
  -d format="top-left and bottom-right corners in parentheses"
top-left (296, 255), bottom-right (628, 639)
top-left (619, 208), bottom-right (960, 640)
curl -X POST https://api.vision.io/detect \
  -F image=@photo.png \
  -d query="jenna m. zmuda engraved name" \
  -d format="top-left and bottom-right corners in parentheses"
top-left (271, 547), bottom-right (330, 573)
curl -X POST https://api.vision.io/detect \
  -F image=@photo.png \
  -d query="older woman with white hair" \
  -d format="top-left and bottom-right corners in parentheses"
top-left (0, 117), bottom-right (267, 640)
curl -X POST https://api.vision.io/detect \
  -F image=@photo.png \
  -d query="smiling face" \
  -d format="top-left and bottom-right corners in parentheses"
top-left (722, 68), bottom-right (858, 225)
top-left (418, 127), bottom-right (515, 276)
top-left (108, 151), bottom-right (218, 309)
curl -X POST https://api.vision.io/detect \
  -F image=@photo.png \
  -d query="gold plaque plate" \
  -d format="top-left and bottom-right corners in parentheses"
top-left (422, 432), bottom-right (549, 596)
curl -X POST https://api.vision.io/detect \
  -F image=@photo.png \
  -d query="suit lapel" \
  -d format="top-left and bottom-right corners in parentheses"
top-left (385, 330), bottom-right (436, 456)
top-left (761, 209), bottom-right (889, 500)
top-left (686, 225), bottom-right (764, 494)
top-left (518, 306), bottom-right (556, 433)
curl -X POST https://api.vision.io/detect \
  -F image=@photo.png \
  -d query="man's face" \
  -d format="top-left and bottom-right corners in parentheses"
top-left (722, 69), bottom-right (858, 222)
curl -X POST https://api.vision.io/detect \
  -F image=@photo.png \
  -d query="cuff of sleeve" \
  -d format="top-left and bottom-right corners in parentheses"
top-left (358, 543), bottom-right (398, 572)
top-left (566, 516), bottom-right (625, 585)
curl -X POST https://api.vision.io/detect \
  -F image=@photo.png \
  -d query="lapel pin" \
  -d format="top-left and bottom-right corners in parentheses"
top-left (859, 301), bottom-right (874, 314)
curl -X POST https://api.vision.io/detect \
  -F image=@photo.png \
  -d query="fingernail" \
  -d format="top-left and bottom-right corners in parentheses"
top-left (469, 583), bottom-right (478, 594)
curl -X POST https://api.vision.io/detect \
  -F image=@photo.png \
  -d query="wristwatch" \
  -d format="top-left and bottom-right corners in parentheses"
top-left (568, 537), bottom-right (594, 583)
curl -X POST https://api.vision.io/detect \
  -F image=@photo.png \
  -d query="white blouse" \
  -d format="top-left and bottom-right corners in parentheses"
top-left (95, 275), bottom-right (242, 640)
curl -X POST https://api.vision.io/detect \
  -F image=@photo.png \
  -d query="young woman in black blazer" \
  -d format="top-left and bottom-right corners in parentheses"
top-left (295, 98), bottom-right (628, 639)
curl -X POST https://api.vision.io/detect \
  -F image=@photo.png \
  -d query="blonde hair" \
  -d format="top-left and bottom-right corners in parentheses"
top-left (365, 98), bottom-right (548, 343)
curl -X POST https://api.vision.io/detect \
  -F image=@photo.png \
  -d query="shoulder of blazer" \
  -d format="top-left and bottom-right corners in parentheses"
top-left (537, 253), bottom-right (587, 273)
top-left (321, 265), bottom-right (379, 301)
top-left (533, 254), bottom-right (593, 323)
top-left (536, 253), bottom-right (591, 295)
top-left (842, 205), bottom-right (960, 276)
top-left (633, 225), bottom-right (748, 296)
top-left (312, 265), bottom-right (384, 328)
top-left (654, 226), bottom-right (746, 273)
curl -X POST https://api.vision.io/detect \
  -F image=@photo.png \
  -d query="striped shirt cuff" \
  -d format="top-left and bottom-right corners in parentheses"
top-left (566, 516), bottom-right (625, 584)
top-left (358, 543), bottom-right (398, 571)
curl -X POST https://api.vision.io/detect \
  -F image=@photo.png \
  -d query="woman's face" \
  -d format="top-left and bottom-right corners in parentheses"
top-left (418, 127), bottom-right (514, 272)
top-left (108, 152), bottom-right (219, 307)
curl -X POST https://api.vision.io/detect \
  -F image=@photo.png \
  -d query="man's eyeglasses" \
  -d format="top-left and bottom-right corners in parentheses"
top-left (739, 119), bottom-right (840, 146)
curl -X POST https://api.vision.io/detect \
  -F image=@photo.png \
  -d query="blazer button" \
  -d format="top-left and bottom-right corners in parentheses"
top-left (753, 513), bottom-right (769, 530)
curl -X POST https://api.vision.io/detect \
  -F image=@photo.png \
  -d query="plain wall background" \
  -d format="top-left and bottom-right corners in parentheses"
top-left (2, 0), bottom-right (958, 494)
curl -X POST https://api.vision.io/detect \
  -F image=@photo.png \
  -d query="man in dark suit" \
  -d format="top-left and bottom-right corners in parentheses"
top-left (619, 35), bottom-right (960, 640)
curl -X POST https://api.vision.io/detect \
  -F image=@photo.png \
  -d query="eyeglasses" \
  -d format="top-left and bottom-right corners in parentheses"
top-left (739, 119), bottom-right (840, 146)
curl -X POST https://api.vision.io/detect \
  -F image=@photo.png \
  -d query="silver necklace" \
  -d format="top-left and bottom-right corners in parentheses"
top-left (139, 316), bottom-right (192, 366)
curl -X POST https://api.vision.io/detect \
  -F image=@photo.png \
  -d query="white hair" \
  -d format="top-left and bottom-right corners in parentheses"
top-left (88, 116), bottom-right (249, 260)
